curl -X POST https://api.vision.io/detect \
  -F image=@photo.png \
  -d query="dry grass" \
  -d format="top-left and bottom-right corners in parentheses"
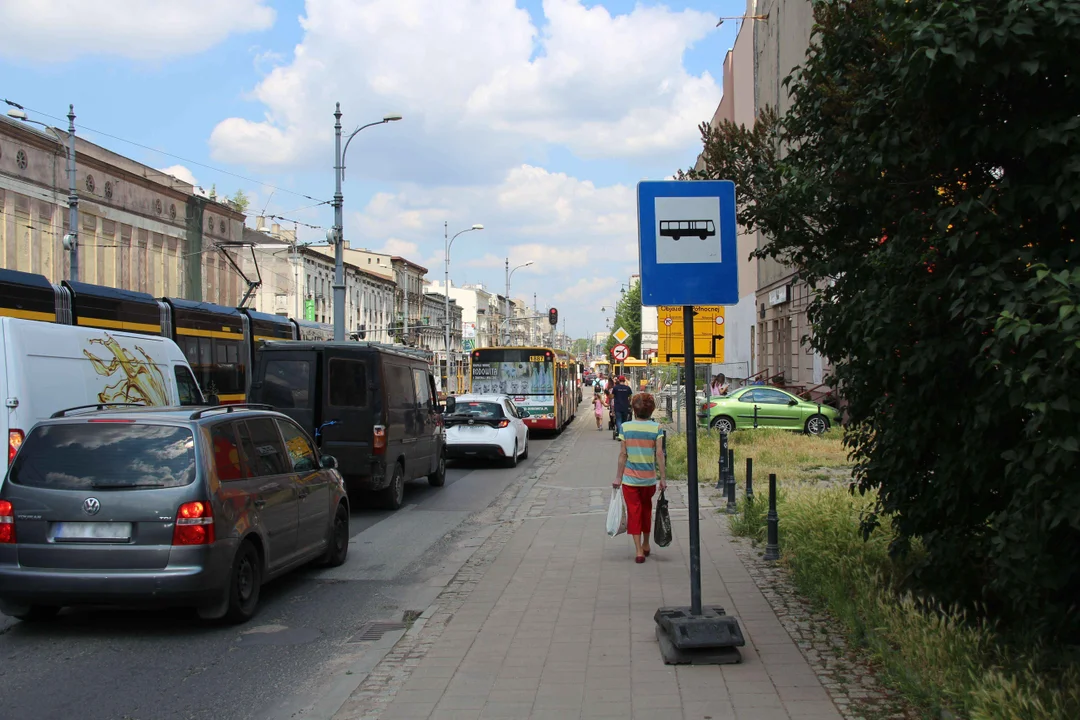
top-left (663, 427), bottom-right (851, 486)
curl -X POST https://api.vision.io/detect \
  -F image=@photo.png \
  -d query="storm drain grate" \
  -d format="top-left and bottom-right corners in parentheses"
top-left (348, 621), bottom-right (406, 643)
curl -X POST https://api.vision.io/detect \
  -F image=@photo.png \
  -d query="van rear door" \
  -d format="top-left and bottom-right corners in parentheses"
top-left (319, 351), bottom-right (375, 480)
top-left (252, 351), bottom-right (318, 433)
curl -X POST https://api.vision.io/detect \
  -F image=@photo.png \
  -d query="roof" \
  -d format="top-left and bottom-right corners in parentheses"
top-left (44, 404), bottom-right (287, 423)
top-left (259, 340), bottom-right (434, 362)
top-left (391, 256), bottom-right (429, 274)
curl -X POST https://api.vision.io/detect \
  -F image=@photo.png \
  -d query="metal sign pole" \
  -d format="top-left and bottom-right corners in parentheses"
top-left (683, 305), bottom-right (702, 616)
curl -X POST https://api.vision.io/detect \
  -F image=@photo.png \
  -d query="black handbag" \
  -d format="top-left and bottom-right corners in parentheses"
top-left (654, 489), bottom-right (672, 547)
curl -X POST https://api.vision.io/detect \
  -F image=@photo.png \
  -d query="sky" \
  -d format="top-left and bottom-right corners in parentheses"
top-left (0, 0), bottom-right (747, 339)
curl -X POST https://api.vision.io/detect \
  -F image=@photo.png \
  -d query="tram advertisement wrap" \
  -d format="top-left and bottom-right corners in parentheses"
top-left (469, 361), bottom-right (554, 396)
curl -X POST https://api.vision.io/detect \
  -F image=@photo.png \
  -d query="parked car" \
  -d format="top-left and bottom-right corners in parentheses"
top-left (443, 394), bottom-right (530, 468)
top-left (0, 404), bottom-right (349, 623)
top-left (700, 386), bottom-right (839, 435)
top-left (248, 341), bottom-right (445, 510)
top-left (0, 317), bottom-right (205, 469)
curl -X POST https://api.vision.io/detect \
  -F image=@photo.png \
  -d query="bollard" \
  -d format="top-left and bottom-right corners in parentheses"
top-left (753, 404), bottom-right (759, 429)
top-left (764, 473), bottom-right (780, 561)
top-left (745, 457), bottom-right (754, 503)
top-left (716, 431), bottom-right (729, 490)
top-left (726, 448), bottom-right (737, 513)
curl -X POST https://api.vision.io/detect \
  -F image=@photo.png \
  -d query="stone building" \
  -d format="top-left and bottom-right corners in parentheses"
top-left (0, 113), bottom-right (242, 305)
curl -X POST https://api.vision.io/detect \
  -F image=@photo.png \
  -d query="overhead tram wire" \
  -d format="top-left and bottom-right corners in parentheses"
top-left (2, 100), bottom-right (327, 204)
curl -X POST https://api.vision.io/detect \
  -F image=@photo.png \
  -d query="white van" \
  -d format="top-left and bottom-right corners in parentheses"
top-left (1, 318), bottom-right (205, 466)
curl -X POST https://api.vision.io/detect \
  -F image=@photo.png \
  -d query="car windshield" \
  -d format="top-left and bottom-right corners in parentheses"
top-left (9, 423), bottom-right (197, 491)
top-left (453, 402), bottom-right (505, 419)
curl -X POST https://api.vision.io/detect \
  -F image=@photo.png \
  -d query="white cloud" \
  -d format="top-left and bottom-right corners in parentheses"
top-left (555, 276), bottom-right (618, 304)
top-left (208, 0), bottom-right (719, 175)
top-left (0, 0), bottom-right (275, 62)
top-left (156, 165), bottom-right (198, 186)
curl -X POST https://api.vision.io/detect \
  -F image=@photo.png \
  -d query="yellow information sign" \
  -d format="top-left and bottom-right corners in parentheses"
top-left (657, 306), bottom-right (725, 364)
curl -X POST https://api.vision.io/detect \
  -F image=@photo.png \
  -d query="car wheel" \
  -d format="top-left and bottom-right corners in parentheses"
top-left (380, 461), bottom-right (406, 510)
top-left (4, 604), bottom-right (61, 622)
top-left (318, 503), bottom-right (350, 567)
top-left (521, 437), bottom-right (529, 460)
top-left (428, 450), bottom-right (446, 487)
top-left (710, 415), bottom-right (736, 434)
top-left (224, 540), bottom-right (262, 624)
top-left (505, 441), bottom-right (518, 468)
top-left (805, 414), bottom-right (830, 436)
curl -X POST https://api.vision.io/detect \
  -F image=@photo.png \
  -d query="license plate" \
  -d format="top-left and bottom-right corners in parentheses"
top-left (53, 522), bottom-right (132, 542)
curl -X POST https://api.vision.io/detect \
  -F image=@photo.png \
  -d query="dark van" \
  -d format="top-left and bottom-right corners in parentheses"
top-left (249, 342), bottom-right (446, 510)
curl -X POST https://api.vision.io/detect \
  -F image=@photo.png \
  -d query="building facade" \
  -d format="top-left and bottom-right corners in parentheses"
top-left (0, 114), bottom-right (242, 305)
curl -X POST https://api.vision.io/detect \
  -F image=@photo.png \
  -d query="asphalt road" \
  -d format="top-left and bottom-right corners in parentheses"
top-left (0, 430), bottom-right (564, 720)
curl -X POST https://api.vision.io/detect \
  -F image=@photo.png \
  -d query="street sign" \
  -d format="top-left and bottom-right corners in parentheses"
top-left (463, 339), bottom-right (474, 351)
top-left (637, 180), bottom-right (738, 306)
top-left (613, 326), bottom-right (630, 344)
top-left (657, 306), bottom-right (725, 364)
top-left (612, 343), bottom-right (629, 362)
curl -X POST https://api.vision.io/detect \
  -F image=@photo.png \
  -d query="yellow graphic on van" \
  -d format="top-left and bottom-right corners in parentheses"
top-left (83, 334), bottom-right (169, 406)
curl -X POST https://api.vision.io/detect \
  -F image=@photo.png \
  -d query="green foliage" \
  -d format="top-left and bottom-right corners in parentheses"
top-left (570, 337), bottom-right (590, 356)
top-left (688, 0), bottom-right (1080, 641)
top-left (604, 279), bottom-right (642, 357)
top-left (729, 485), bottom-right (1080, 719)
top-left (229, 189), bottom-right (251, 213)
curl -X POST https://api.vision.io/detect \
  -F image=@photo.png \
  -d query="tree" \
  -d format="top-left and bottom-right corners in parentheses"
top-left (687, 0), bottom-right (1080, 640)
top-left (229, 189), bottom-right (250, 214)
top-left (605, 280), bottom-right (642, 358)
top-left (571, 338), bottom-right (590, 356)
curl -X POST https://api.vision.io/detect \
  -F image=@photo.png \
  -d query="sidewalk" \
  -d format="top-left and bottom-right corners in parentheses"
top-left (337, 412), bottom-right (843, 720)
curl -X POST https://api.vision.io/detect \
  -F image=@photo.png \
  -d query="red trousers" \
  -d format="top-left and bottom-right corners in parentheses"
top-left (622, 484), bottom-right (656, 536)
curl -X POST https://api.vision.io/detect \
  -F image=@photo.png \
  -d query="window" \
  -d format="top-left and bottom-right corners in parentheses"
top-left (386, 364), bottom-right (415, 409)
top-left (329, 358), bottom-right (367, 407)
top-left (211, 422), bottom-right (244, 481)
top-left (262, 359), bottom-right (311, 409)
top-left (236, 418), bottom-right (289, 477)
top-left (456, 401), bottom-right (504, 419)
top-left (755, 389), bottom-right (793, 405)
top-left (412, 369), bottom-right (431, 408)
top-left (738, 389), bottom-right (758, 403)
top-left (175, 366), bottom-right (202, 406)
top-left (276, 420), bottom-right (318, 473)
top-left (10, 424), bottom-right (196, 490)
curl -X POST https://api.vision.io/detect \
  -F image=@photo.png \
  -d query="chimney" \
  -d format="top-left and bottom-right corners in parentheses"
top-left (255, 215), bottom-right (266, 231)
top-left (343, 240), bottom-right (350, 249)
top-left (271, 222), bottom-right (281, 236)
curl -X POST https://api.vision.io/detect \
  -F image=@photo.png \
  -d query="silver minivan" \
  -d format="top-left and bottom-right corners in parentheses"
top-left (0, 404), bottom-right (350, 623)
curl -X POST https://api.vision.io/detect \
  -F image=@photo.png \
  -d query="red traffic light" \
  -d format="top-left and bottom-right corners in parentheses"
top-left (548, 308), bottom-right (558, 326)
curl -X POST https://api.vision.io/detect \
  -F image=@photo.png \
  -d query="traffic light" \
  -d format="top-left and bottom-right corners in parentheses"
top-left (548, 308), bottom-right (558, 326)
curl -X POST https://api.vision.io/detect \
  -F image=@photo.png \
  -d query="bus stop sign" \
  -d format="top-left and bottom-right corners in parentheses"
top-left (637, 180), bottom-right (738, 306)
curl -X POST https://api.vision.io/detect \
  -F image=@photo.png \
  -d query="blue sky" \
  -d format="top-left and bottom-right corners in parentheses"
top-left (0, 0), bottom-right (746, 338)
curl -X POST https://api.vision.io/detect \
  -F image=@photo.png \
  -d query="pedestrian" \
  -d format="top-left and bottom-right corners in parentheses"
top-left (710, 373), bottom-right (729, 396)
top-left (592, 385), bottom-right (606, 430)
top-left (611, 375), bottom-right (633, 439)
top-left (613, 393), bottom-right (667, 563)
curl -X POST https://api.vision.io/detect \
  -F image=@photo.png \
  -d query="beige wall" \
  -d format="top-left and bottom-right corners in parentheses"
top-left (0, 117), bottom-right (241, 306)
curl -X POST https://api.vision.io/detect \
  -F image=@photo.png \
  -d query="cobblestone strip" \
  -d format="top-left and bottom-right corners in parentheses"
top-left (334, 418), bottom-right (587, 720)
top-left (715, 489), bottom-right (918, 720)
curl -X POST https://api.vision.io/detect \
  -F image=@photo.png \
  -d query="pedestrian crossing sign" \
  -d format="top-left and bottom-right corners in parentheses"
top-left (657, 306), bottom-right (724, 363)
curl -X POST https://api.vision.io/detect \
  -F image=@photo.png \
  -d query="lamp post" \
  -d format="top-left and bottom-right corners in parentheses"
top-left (504, 259), bottom-right (533, 345)
top-left (330, 103), bottom-right (401, 341)
top-left (444, 222), bottom-right (483, 394)
top-left (7, 105), bottom-right (78, 281)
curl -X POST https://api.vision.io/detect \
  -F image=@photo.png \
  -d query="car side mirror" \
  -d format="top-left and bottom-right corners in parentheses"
top-left (445, 397), bottom-right (456, 414)
top-left (320, 455), bottom-right (338, 470)
top-left (788, 398), bottom-right (798, 406)
top-left (519, 409), bottom-right (530, 418)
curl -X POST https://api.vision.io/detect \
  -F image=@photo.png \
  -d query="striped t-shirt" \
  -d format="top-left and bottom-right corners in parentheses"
top-left (622, 420), bottom-right (662, 486)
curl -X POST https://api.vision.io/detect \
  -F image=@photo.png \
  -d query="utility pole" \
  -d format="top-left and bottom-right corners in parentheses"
top-left (331, 104), bottom-right (346, 341)
top-left (64, 105), bottom-right (79, 282)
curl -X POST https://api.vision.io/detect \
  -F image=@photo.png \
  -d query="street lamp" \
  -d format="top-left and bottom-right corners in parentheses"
top-left (715, 13), bottom-right (768, 27)
top-left (330, 104), bottom-right (401, 341)
top-left (7, 105), bottom-right (79, 281)
top-left (504, 259), bottom-right (533, 345)
top-left (444, 222), bottom-right (483, 394)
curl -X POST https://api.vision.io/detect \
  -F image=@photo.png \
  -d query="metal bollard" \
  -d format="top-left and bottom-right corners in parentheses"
top-left (745, 457), bottom-right (754, 503)
top-left (764, 473), bottom-right (780, 561)
top-left (726, 448), bottom-right (737, 513)
top-left (716, 431), bottom-right (729, 490)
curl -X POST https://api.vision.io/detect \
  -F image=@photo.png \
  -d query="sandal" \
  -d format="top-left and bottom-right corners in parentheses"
top-left (635, 555), bottom-right (645, 563)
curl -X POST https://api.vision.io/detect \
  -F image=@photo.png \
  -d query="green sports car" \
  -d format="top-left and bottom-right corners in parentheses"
top-left (699, 386), bottom-right (839, 435)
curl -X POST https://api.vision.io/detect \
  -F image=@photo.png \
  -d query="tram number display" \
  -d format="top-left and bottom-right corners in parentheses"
top-left (529, 355), bottom-right (545, 362)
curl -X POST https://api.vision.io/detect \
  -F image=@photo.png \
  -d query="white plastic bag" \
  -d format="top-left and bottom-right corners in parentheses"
top-left (606, 488), bottom-right (627, 537)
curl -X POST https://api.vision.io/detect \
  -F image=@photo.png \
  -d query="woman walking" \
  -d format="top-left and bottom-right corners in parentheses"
top-left (613, 393), bottom-right (667, 563)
